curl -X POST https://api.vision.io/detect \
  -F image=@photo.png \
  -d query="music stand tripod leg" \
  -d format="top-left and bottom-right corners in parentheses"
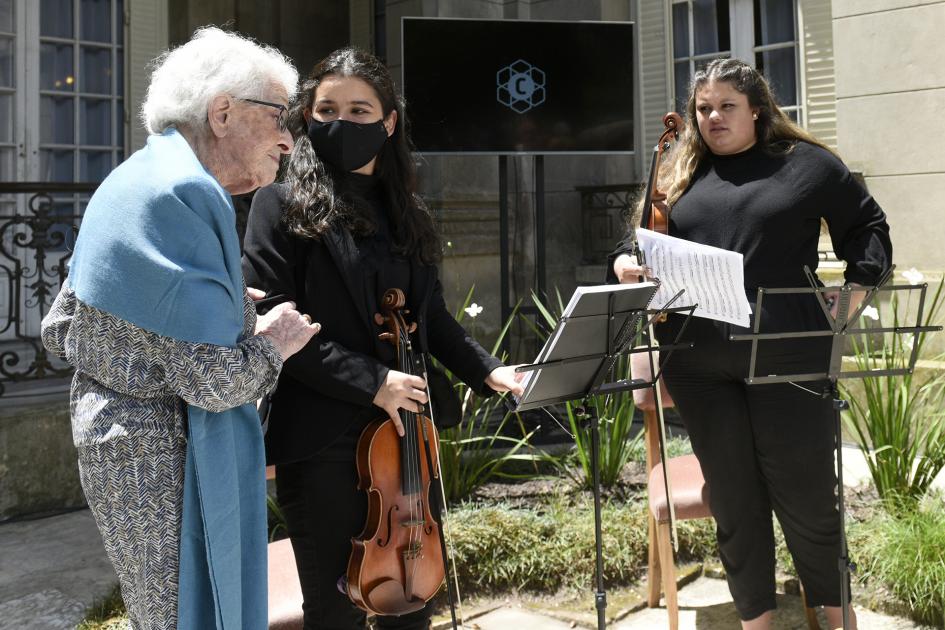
top-left (578, 401), bottom-right (608, 630)
top-left (829, 380), bottom-right (855, 630)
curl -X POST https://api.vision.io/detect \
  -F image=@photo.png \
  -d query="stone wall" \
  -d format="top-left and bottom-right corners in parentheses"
top-left (0, 399), bottom-right (84, 522)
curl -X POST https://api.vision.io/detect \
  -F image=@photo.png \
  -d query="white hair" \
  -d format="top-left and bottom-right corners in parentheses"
top-left (141, 26), bottom-right (299, 135)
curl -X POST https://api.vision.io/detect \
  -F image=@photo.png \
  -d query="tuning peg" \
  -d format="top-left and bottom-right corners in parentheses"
top-left (408, 322), bottom-right (418, 334)
top-left (378, 332), bottom-right (395, 342)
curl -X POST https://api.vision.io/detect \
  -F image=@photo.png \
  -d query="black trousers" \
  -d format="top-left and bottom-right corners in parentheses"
top-left (658, 312), bottom-right (844, 620)
top-left (275, 431), bottom-right (434, 630)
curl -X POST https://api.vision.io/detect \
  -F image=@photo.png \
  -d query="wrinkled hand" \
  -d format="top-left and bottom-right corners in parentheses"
top-left (613, 253), bottom-right (650, 284)
top-left (254, 301), bottom-right (320, 360)
top-left (373, 370), bottom-right (428, 437)
top-left (485, 365), bottom-right (526, 398)
top-left (823, 283), bottom-right (866, 320)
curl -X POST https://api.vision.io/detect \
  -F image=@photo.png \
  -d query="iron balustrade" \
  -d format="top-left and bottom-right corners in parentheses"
top-left (0, 182), bottom-right (97, 398)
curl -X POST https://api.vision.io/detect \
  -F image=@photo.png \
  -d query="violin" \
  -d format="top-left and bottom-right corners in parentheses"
top-left (638, 112), bottom-right (683, 236)
top-left (346, 288), bottom-right (447, 617)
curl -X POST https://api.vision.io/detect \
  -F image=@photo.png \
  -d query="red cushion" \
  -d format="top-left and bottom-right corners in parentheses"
top-left (268, 538), bottom-right (303, 630)
top-left (648, 454), bottom-right (712, 522)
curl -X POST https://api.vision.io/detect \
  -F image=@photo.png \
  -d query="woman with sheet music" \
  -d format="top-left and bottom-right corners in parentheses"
top-left (609, 59), bottom-right (891, 630)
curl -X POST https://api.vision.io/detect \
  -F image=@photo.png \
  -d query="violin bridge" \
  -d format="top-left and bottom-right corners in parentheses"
top-left (400, 519), bottom-right (425, 528)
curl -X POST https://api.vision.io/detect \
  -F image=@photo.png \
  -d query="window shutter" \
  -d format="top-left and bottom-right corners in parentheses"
top-left (638, 0), bottom-right (672, 151)
top-left (798, 0), bottom-right (836, 148)
top-left (127, 0), bottom-right (169, 152)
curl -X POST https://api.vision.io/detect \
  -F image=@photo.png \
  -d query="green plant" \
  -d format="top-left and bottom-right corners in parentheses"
top-left (436, 287), bottom-right (550, 503)
top-left (267, 492), bottom-right (288, 542)
top-left (531, 290), bottom-right (642, 488)
top-left (76, 583), bottom-right (126, 630)
top-left (446, 495), bottom-right (716, 593)
top-left (842, 272), bottom-right (945, 509)
top-left (851, 496), bottom-right (945, 626)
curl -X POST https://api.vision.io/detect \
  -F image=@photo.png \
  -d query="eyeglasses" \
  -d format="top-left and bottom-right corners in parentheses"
top-left (240, 98), bottom-right (289, 133)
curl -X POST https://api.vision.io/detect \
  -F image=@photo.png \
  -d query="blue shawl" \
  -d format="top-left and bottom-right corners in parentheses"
top-left (69, 129), bottom-right (267, 630)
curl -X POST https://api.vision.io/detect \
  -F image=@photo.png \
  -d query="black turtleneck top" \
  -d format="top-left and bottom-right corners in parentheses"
top-left (666, 141), bottom-right (891, 291)
top-left (340, 171), bottom-right (411, 319)
top-left (610, 141), bottom-right (892, 291)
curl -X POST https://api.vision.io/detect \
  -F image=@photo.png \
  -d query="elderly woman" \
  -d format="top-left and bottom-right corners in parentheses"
top-left (40, 28), bottom-right (318, 630)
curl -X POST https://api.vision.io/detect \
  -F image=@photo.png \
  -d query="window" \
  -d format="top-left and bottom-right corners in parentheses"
top-left (753, 0), bottom-right (799, 121)
top-left (670, 0), bottom-right (801, 123)
top-left (39, 0), bottom-right (125, 184)
top-left (671, 0), bottom-right (731, 114)
top-left (0, 0), bottom-right (14, 183)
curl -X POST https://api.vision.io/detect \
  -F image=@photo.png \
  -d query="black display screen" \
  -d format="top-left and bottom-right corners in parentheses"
top-left (401, 18), bottom-right (635, 154)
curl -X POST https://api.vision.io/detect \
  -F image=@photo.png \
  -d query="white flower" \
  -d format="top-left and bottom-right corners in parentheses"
top-left (902, 267), bottom-right (924, 284)
top-left (905, 335), bottom-right (915, 351)
top-left (464, 303), bottom-right (484, 318)
top-left (861, 305), bottom-right (880, 320)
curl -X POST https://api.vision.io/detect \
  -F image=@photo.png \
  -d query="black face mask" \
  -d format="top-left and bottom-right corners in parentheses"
top-left (307, 118), bottom-right (389, 172)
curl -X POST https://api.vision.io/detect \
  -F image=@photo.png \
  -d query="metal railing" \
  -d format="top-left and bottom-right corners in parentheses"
top-left (0, 183), bottom-right (97, 398)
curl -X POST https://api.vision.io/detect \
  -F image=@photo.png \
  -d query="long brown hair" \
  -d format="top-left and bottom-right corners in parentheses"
top-left (282, 47), bottom-right (441, 264)
top-left (641, 58), bottom-right (833, 220)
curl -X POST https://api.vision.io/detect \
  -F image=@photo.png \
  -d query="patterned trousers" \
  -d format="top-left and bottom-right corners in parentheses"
top-left (78, 429), bottom-right (186, 630)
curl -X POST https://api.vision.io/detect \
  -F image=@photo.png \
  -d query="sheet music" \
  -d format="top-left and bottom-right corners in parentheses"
top-left (636, 228), bottom-right (751, 327)
top-left (516, 282), bottom-right (658, 407)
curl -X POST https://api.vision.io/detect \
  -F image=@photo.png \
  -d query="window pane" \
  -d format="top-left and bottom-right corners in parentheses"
top-left (693, 0), bottom-right (729, 55)
top-left (41, 0), bottom-right (73, 38)
top-left (0, 37), bottom-right (12, 88)
top-left (116, 98), bottom-right (124, 147)
top-left (116, 49), bottom-right (123, 95)
top-left (40, 43), bottom-right (75, 91)
top-left (116, 0), bottom-right (123, 45)
top-left (80, 0), bottom-right (110, 43)
top-left (672, 3), bottom-right (689, 58)
top-left (674, 61), bottom-right (690, 115)
top-left (40, 149), bottom-right (74, 182)
top-left (754, 0), bottom-right (795, 46)
top-left (41, 95), bottom-right (74, 144)
top-left (80, 46), bottom-right (111, 94)
top-left (756, 48), bottom-right (797, 107)
top-left (80, 98), bottom-right (111, 145)
top-left (80, 149), bottom-right (112, 181)
top-left (0, 147), bottom-right (14, 180)
top-left (0, 0), bottom-right (12, 33)
top-left (0, 93), bottom-right (11, 142)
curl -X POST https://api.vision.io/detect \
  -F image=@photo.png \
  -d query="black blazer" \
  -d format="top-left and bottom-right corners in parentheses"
top-left (242, 183), bottom-right (502, 465)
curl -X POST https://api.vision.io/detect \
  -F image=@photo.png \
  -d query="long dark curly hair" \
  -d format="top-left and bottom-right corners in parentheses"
top-left (282, 47), bottom-right (440, 264)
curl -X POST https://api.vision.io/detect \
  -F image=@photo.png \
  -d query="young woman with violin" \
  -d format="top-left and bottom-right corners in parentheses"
top-left (242, 47), bottom-right (524, 630)
top-left (610, 59), bottom-right (891, 630)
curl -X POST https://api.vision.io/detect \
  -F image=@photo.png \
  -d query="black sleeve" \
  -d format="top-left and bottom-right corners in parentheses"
top-left (241, 185), bottom-right (388, 407)
top-left (605, 227), bottom-right (636, 284)
top-left (821, 158), bottom-right (893, 287)
top-left (425, 271), bottom-right (503, 397)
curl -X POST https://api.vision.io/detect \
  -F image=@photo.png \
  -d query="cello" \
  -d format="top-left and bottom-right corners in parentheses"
top-left (346, 288), bottom-right (452, 618)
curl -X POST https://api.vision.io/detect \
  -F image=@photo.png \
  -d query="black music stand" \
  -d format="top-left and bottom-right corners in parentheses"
top-left (514, 282), bottom-right (695, 629)
top-left (729, 265), bottom-right (941, 630)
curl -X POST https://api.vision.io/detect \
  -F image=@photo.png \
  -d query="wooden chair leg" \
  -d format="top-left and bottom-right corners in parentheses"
top-left (657, 520), bottom-right (679, 630)
top-left (799, 583), bottom-right (822, 630)
top-left (647, 512), bottom-right (662, 608)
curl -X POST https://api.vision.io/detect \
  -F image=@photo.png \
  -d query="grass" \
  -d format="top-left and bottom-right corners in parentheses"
top-left (75, 583), bottom-right (125, 630)
top-left (446, 494), bottom-right (716, 593)
top-left (851, 497), bottom-right (945, 627)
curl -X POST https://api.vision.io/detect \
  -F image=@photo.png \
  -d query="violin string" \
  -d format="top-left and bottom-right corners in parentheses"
top-left (404, 327), bottom-right (422, 574)
top-left (402, 330), bottom-right (419, 560)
